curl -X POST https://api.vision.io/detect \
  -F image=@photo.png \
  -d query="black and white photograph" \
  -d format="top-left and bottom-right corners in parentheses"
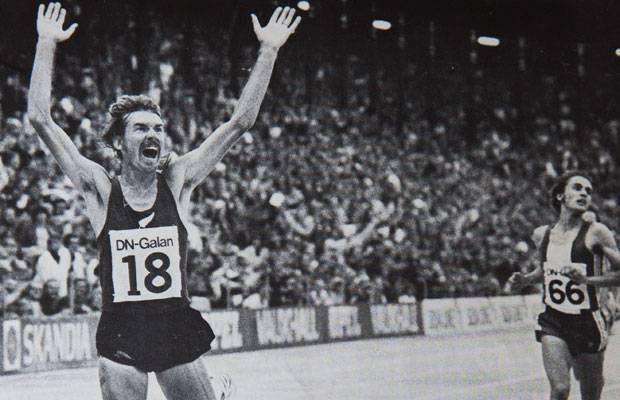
top-left (1, 0), bottom-right (620, 399)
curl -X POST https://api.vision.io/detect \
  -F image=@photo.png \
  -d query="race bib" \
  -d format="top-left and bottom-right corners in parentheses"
top-left (109, 226), bottom-right (182, 303)
top-left (543, 262), bottom-right (590, 314)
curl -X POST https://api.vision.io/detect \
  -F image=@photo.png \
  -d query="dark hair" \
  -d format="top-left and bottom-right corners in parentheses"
top-left (101, 95), bottom-right (162, 157)
top-left (550, 171), bottom-right (593, 213)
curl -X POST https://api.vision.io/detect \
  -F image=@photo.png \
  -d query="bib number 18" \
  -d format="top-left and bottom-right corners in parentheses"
top-left (110, 226), bottom-right (182, 303)
top-left (122, 252), bottom-right (172, 295)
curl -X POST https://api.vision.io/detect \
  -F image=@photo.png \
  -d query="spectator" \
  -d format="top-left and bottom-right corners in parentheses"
top-left (16, 281), bottom-right (44, 317)
top-left (72, 278), bottom-right (94, 314)
top-left (64, 233), bottom-right (88, 280)
top-left (34, 234), bottom-right (72, 298)
top-left (15, 209), bottom-right (38, 248)
top-left (309, 279), bottom-right (330, 306)
top-left (32, 208), bottom-right (51, 250)
top-left (0, 237), bottom-right (30, 281)
top-left (40, 279), bottom-right (70, 316)
top-left (5, 298), bottom-right (34, 318)
top-left (1, 278), bottom-right (27, 314)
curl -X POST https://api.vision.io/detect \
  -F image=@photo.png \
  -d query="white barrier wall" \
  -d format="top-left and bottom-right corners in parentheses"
top-left (1, 297), bottom-right (544, 375)
top-left (422, 295), bottom-right (544, 336)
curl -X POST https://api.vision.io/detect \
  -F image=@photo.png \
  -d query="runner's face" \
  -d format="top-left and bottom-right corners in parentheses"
top-left (122, 111), bottom-right (165, 171)
top-left (561, 176), bottom-right (592, 213)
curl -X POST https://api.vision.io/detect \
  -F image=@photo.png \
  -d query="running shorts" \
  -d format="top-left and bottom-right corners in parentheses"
top-left (96, 306), bottom-right (215, 372)
top-left (535, 306), bottom-right (611, 356)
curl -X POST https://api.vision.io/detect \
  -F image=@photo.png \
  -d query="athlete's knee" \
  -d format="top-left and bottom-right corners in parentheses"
top-left (550, 381), bottom-right (570, 400)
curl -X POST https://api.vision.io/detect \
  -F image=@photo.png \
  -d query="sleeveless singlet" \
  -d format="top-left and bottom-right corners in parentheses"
top-left (539, 222), bottom-right (607, 315)
top-left (97, 174), bottom-right (190, 315)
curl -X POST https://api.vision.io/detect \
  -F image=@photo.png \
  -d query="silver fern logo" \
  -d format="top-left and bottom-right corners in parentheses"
top-left (138, 213), bottom-right (155, 228)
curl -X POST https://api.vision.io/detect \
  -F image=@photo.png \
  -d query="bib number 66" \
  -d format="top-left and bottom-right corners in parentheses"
top-left (548, 279), bottom-right (585, 305)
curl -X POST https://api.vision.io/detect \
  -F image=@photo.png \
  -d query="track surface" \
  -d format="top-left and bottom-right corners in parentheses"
top-left (4, 328), bottom-right (620, 399)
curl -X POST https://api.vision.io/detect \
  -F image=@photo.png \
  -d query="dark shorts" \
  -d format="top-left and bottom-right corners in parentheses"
top-left (535, 306), bottom-right (611, 357)
top-left (96, 306), bottom-right (215, 372)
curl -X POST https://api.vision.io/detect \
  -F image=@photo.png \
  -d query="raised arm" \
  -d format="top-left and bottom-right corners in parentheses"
top-left (28, 3), bottom-right (110, 233)
top-left (166, 6), bottom-right (301, 195)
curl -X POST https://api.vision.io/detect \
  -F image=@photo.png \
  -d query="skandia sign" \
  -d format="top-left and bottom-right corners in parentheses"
top-left (2, 318), bottom-right (95, 373)
top-left (2, 320), bottom-right (21, 372)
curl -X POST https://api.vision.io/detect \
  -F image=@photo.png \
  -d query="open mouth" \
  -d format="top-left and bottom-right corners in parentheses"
top-left (142, 148), bottom-right (159, 159)
top-left (140, 140), bottom-right (160, 159)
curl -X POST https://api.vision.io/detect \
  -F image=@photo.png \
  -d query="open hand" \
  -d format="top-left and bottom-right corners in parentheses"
top-left (37, 2), bottom-right (78, 43)
top-left (251, 6), bottom-right (301, 49)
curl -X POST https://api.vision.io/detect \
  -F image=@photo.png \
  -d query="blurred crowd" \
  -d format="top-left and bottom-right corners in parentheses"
top-left (1, 2), bottom-right (620, 317)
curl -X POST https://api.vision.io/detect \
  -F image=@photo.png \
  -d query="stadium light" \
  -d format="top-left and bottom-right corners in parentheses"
top-left (477, 36), bottom-right (500, 47)
top-left (615, 48), bottom-right (620, 57)
top-left (372, 20), bottom-right (392, 31)
top-left (297, 1), bottom-right (310, 11)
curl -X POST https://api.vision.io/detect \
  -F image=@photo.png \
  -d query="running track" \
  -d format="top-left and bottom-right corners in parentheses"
top-left (4, 327), bottom-right (620, 399)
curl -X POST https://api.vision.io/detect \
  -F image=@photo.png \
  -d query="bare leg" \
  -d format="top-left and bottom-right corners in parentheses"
top-left (98, 356), bottom-right (148, 400)
top-left (573, 351), bottom-right (605, 400)
top-left (155, 357), bottom-right (219, 400)
top-left (541, 335), bottom-right (573, 400)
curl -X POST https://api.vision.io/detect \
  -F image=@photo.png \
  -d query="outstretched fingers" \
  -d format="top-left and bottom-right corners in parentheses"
top-left (40, 2), bottom-right (65, 23)
top-left (58, 8), bottom-right (66, 24)
top-left (279, 7), bottom-right (295, 25)
top-left (38, 4), bottom-right (45, 20)
top-left (252, 5), bottom-right (302, 47)
top-left (269, 7), bottom-right (283, 25)
top-left (276, 6), bottom-right (289, 24)
top-left (289, 16), bottom-right (301, 32)
top-left (283, 7), bottom-right (296, 26)
top-left (51, 2), bottom-right (61, 21)
top-left (44, 2), bottom-right (55, 19)
top-left (36, 2), bottom-right (78, 41)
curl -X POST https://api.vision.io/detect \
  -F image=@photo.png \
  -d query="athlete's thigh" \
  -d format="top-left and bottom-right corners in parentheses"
top-left (541, 335), bottom-right (573, 388)
top-left (98, 356), bottom-right (148, 400)
top-left (155, 357), bottom-right (218, 400)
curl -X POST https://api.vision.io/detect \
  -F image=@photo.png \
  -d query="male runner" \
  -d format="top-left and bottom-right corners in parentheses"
top-left (510, 172), bottom-right (620, 400)
top-left (28, 3), bottom-right (300, 399)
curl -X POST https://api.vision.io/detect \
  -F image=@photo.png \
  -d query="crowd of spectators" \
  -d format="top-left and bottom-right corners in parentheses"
top-left (1, 2), bottom-right (620, 316)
